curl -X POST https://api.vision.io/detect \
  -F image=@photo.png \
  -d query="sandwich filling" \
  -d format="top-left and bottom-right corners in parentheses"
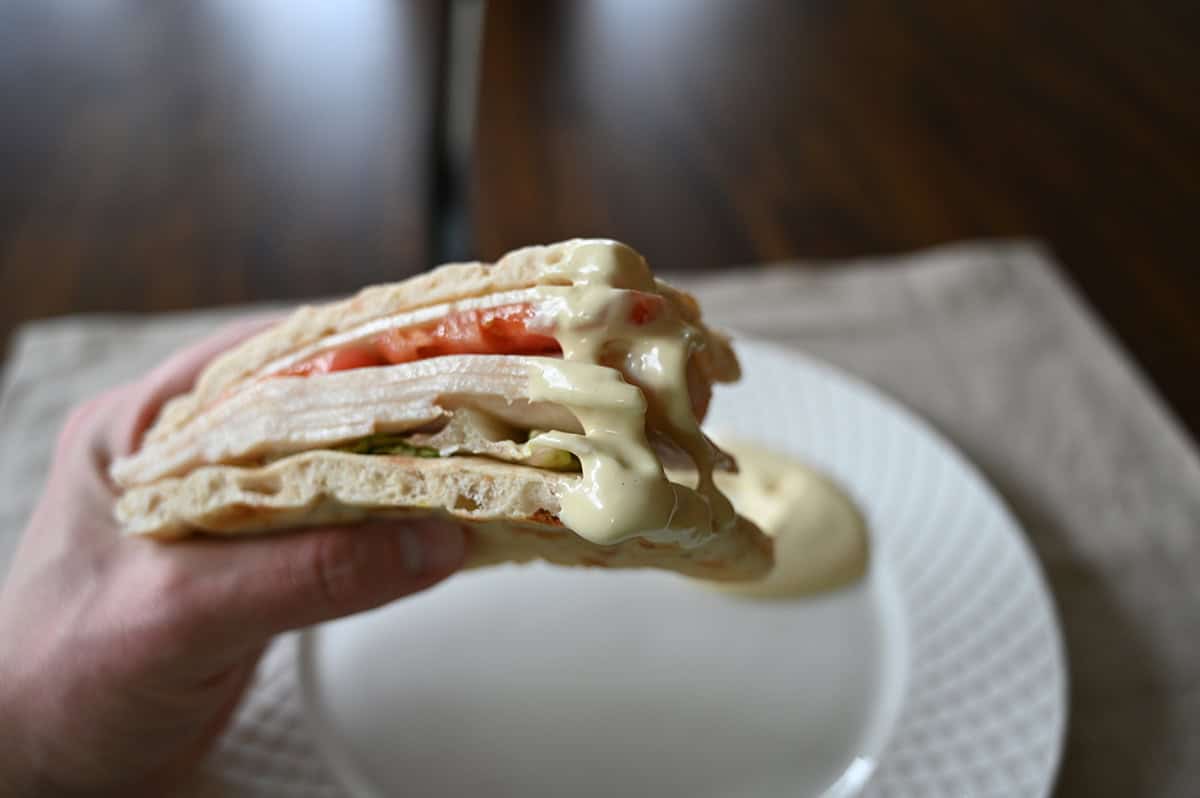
top-left (114, 240), bottom-right (737, 549)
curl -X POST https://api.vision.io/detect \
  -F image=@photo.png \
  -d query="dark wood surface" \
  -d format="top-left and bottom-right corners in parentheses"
top-left (474, 0), bottom-right (1200, 441)
top-left (0, 0), bottom-right (443, 349)
top-left (2, 0), bottom-right (1197, 444)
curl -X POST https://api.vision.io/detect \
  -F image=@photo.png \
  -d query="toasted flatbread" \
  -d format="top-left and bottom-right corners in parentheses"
top-left (116, 239), bottom-right (772, 581)
top-left (116, 451), bottom-right (773, 581)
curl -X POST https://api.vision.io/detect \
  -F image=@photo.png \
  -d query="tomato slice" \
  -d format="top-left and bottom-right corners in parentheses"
top-left (275, 344), bottom-right (388, 377)
top-left (375, 304), bottom-right (559, 364)
top-left (273, 293), bottom-right (664, 377)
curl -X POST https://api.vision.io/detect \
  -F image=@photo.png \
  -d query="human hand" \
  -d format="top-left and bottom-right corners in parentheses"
top-left (0, 320), bottom-right (467, 796)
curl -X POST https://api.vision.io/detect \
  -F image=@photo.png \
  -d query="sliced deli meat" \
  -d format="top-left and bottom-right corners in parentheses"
top-left (111, 239), bottom-right (773, 581)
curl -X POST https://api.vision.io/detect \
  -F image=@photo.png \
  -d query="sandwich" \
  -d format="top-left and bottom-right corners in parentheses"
top-left (111, 239), bottom-right (773, 580)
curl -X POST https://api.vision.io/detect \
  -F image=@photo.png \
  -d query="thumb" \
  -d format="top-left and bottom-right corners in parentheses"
top-left (163, 519), bottom-right (468, 647)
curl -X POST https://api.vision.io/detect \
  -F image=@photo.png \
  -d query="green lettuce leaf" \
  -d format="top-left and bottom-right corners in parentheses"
top-left (335, 434), bottom-right (440, 457)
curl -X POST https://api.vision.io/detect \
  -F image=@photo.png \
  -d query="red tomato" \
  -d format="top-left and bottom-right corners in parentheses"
top-left (273, 294), bottom-right (663, 377)
top-left (324, 345), bottom-right (389, 371)
top-left (275, 344), bottom-right (387, 376)
top-left (376, 303), bottom-right (559, 364)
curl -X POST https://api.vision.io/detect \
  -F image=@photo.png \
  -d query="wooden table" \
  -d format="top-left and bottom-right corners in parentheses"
top-left (0, 0), bottom-right (443, 345)
top-left (474, 0), bottom-right (1200, 440)
top-left (2, 1), bottom-right (1197, 442)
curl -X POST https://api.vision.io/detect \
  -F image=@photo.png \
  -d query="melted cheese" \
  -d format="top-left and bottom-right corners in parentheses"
top-left (525, 240), bottom-right (736, 547)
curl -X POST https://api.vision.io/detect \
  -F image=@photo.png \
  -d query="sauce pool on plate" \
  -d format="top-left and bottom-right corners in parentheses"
top-left (700, 438), bottom-right (870, 597)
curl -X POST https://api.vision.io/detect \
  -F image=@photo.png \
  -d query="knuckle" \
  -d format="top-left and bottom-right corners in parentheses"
top-left (57, 389), bottom-right (128, 459)
top-left (146, 552), bottom-right (199, 600)
top-left (97, 560), bottom-right (205, 670)
top-left (135, 556), bottom-right (210, 645)
top-left (58, 399), bottom-right (100, 445)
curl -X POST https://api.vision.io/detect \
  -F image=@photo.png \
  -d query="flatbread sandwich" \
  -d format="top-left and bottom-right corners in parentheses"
top-left (111, 239), bottom-right (772, 581)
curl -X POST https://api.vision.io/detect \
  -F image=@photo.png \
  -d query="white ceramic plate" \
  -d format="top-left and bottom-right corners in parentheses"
top-left (210, 340), bottom-right (1065, 797)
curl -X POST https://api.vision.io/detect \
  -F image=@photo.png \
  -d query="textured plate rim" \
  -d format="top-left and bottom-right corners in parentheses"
top-left (730, 336), bottom-right (1068, 796)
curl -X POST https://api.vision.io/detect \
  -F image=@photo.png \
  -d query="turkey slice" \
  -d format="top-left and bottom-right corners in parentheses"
top-left (111, 355), bottom-right (578, 489)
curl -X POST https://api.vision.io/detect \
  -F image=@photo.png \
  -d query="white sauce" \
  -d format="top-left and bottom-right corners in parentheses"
top-left (707, 438), bottom-right (870, 597)
top-left (526, 240), bottom-right (736, 547)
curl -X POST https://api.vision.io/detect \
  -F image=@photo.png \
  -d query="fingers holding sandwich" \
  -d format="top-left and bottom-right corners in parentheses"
top-left (0, 320), bottom-right (467, 796)
top-left (27, 319), bottom-right (470, 674)
top-left (93, 316), bottom-right (469, 644)
top-left (113, 518), bottom-right (467, 662)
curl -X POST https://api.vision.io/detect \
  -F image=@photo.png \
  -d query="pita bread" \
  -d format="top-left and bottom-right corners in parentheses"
top-left (117, 239), bottom-right (772, 581)
top-left (116, 451), bottom-right (773, 581)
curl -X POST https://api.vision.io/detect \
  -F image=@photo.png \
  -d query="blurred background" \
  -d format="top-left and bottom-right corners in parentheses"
top-left (1, 0), bottom-right (1196, 438)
